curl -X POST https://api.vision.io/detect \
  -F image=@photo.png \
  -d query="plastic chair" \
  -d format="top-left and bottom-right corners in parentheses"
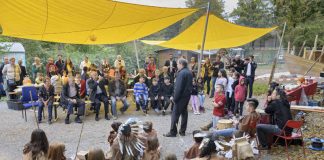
top-left (21, 86), bottom-right (40, 122)
top-left (272, 120), bottom-right (306, 160)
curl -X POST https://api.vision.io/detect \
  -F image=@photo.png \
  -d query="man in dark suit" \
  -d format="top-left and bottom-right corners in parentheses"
top-left (18, 59), bottom-right (27, 85)
top-left (55, 54), bottom-right (64, 75)
top-left (87, 71), bottom-right (110, 121)
top-left (244, 55), bottom-right (257, 98)
top-left (61, 76), bottom-right (85, 124)
top-left (164, 58), bottom-right (193, 137)
top-left (164, 53), bottom-right (177, 79)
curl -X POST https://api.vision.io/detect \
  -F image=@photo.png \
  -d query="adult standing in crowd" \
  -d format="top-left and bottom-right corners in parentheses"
top-left (87, 71), bottom-right (110, 121)
top-left (2, 57), bottom-right (21, 99)
top-left (256, 87), bottom-right (292, 150)
top-left (46, 57), bottom-right (57, 77)
top-left (109, 72), bottom-right (129, 119)
top-left (231, 55), bottom-right (245, 74)
top-left (190, 57), bottom-right (198, 78)
top-left (210, 55), bottom-right (224, 98)
top-left (200, 58), bottom-right (212, 96)
top-left (114, 55), bottom-right (125, 69)
top-left (31, 57), bottom-right (43, 82)
top-left (80, 56), bottom-right (91, 75)
top-left (0, 56), bottom-right (9, 84)
top-left (55, 54), bottom-right (64, 75)
top-left (18, 59), bottom-right (27, 86)
top-left (244, 55), bottom-right (257, 98)
top-left (164, 58), bottom-right (193, 137)
top-left (63, 57), bottom-right (75, 76)
top-left (147, 57), bottom-right (156, 78)
top-left (0, 56), bottom-right (9, 98)
top-left (101, 58), bottom-right (111, 74)
top-left (144, 57), bottom-right (150, 74)
top-left (164, 53), bottom-right (177, 80)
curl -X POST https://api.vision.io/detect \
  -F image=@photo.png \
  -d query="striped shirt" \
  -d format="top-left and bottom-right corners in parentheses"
top-left (134, 82), bottom-right (148, 97)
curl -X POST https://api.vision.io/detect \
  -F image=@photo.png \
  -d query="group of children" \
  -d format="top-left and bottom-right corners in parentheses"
top-left (133, 75), bottom-right (174, 115)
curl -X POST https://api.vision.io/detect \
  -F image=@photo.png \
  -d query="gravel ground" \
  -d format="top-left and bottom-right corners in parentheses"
top-left (0, 97), bottom-right (219, 160)
top-left (1, 95), bottom-right (323, 160)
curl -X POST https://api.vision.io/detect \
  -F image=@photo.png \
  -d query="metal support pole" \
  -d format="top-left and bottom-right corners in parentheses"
top-left (197, 1), bottom-right (211, 79)
top-left (133, 40), bottom-right (140, 69)
top-left (268, 22), bottom-right (286, 85)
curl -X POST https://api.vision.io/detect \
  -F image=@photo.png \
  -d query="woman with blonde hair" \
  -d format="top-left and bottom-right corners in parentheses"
top-left (88, 148), bottom-right (105, 160)
top-left (48, 142), bottom-right (66, 160)
top-left (32, 57), bottom-right (44, 82)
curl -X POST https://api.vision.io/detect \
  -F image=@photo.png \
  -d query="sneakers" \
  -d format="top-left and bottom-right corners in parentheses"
top-left (95, 116), bottom-right (99, 121)
top-left (154, 108), bottom-right (160, 113)
top-left (162, 110), bottom-right (166, 116)
top-left (194, 112), bottom-right (201, 115)
top-left (112, 116), bottom-right (118, 120)
top-left (105, 115), bottom-right (110, 120)
top-left (48, 120), bottom-right (52, 125)
top-left (136, 108), bottom-right (140, 111)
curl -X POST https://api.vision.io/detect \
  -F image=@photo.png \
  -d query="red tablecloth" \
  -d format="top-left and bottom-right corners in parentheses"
top-left (286, 82), bottom-right (318, 102)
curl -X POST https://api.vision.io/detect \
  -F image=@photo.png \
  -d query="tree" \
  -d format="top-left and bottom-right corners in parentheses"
top-left (230, 0), bottom-right (275, 28)
top-left (271, 0), bottom-right (324, 47)
top-left (180, 0), bottom-right (225, 31)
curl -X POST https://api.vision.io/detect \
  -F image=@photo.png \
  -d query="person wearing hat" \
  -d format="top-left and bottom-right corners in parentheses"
top-left (208, 98), bottom-right (260, 138)
top-left (190, 57), bottom-right (198, 77)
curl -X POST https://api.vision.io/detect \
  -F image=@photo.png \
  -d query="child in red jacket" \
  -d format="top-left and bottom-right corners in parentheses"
top-left (234, 76), bottom-right (247, 116)
top-left (212, 84), bottom-right (226, 128)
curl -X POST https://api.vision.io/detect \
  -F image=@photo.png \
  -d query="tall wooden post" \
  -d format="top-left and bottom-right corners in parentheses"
top-left (298, 41), bottom-right (306, 57)
top-left (268, 22), bottom-right (286, 85)
top-left (197, 1), bottom-right (211, 79)
top-left (309, 35), bottom-right (318, 60)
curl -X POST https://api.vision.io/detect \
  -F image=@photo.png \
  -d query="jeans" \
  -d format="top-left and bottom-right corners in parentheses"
top-left (212, 116), bottom-right (220, 128)
top-left (67, 98), bottom-right (85, 116)
top-left (198, 94), bottom-right (205, 107)
top-left (256, 124), bottom-right (281, 147)
top-left (211, 128), bottom-right (237, 138)
top-left (210, 76), bottom-right (217, 97)
top-left (234, 101), bottom-right (244, 116)
top-left (246, 76), bottom-right (254, 98)
top-left (191, 95), bottom-right (199, 113)
top-left (203, 76), bottom-right (211, 95)
top-left (111, 96), bottom-right (129, 116)
top-left (161, 96), bottom-right (173, 110)
top-left (135, 94), bottom-right (148, 111)
top-left (38, 100), bottom-right (53, 121)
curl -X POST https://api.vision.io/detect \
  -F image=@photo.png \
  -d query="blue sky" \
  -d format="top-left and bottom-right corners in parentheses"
top-left (117, 0), bottom-right (238, 13)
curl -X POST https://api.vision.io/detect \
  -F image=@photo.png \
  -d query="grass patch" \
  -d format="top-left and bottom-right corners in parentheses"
top-left (253, 82), bottom-right (268, 96)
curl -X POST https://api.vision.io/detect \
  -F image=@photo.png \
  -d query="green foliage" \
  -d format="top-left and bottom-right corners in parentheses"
top-left (271, 0), bottom-right (324, 47)
top-left (230, 0), bottom-right (275, 28)
top-left (253, 81), bottom-right (269, 96)
top-left (180, 0), bottom-right (224, 31)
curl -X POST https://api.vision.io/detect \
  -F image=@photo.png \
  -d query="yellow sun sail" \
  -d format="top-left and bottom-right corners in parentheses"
top-left (0, 0), bottom-right (196, 44)
top-left (142, 14), bottom-right (277, 50)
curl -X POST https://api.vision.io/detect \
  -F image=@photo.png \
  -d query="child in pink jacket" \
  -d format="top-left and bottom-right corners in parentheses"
top-left (234, 76), bottom-right (247, 116)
